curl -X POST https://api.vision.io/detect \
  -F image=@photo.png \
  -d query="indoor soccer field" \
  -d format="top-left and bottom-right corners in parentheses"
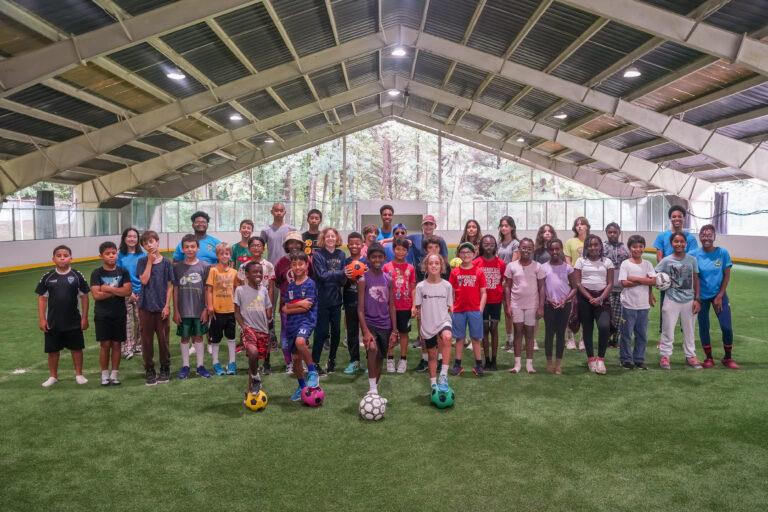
top-left (2, 256), bottom-right (766, 512)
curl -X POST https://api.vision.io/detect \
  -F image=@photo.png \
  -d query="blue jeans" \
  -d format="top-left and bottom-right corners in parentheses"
top-left (698, 293), bottom-right (733, 349)
top-left (312, 302), bottom-right (342, 364)
top-left (620, 308), bottom-right (649, 364)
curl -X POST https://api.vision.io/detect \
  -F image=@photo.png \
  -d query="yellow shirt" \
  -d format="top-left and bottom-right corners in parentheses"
top-left (564, 237), bottom-right (585, 267)
top-left (205, 267), bottom-right (237, 313)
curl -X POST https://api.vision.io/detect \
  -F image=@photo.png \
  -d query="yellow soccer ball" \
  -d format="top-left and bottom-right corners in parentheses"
top-left (449, 257), bottom-right (462, 269)
top-left (244, 390), bottom-right (268, 411)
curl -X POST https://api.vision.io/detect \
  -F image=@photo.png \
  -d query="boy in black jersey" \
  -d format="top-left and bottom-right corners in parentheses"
top-left (35, 245), bottom-right (90, 387)
top-left (90, 242), bottom-right (132, 386)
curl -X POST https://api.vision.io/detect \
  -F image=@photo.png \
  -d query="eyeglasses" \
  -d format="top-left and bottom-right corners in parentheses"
top-left (193, 220), bottom-right (208, 225)
top-left (519, 246), bottom-right (533, 252)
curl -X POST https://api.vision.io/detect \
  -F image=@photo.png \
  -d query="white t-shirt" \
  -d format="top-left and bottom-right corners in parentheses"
top-left (618, 259), bottom-right (656, 310)
top-left (574, 257), bottom-right (614, 292)
top-left (414, 279), bottom-right (454, 339)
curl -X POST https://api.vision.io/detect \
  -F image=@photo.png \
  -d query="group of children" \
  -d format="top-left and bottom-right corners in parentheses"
top-left (35, 206), bottom-right (739, 404)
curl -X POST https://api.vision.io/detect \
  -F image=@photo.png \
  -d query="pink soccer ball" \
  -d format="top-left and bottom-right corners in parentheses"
top-left (301, 386), bottom-right (325, 407)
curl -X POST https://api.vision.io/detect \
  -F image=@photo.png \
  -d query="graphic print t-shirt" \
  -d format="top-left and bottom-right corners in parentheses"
top-left (655, 254), bottom-right (698, 304)
top-left (383, 261), bottom-right (416, 310)
top-left (449, 266), bottom-right (487, 313)
top-left (35, 268), bottom-right (90, 331)
top-left (90, 266), bottom-right (130, 319)
top-left (231, 242), bottom-right (251, 270)
top-left (173, 260), bottom-right (210, 318)
top-left (234, 284), bottom-right (272, 333)
top-left (473, 257), bottom-right (506, 304)
top-left (205, 266), bottom-right (237, 313)
top-left (414, 279), bottom-right (453, 339)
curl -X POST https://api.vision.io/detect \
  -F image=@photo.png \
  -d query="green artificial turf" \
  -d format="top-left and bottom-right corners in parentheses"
top-left (1, 255), bottom-right (767, 511)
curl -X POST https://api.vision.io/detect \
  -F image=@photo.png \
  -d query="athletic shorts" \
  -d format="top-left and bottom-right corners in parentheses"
top-left (176, 317), bottom-right (208, 338)
top-left (286, 324), bottom-right (314, 353)
top-left (368, 325), bottom-right (393, 358)
top-left (395, 310), bottom-right (412, 334)
top-left (94, 317), bottom-right (127, 342)
top-left (44, 329), bottom-right (85, 353)
top-left (209, 312), bottom-right (236, 343)
top-left (511, 307), bottom-right (536, 327)
top-left (423, 327), bottom-right (452, 349)
top-left (452, 310), bottom-right (483, 339)
top-left (241, 326), bottom-right (269, 360)
top-left (483, 303), bottom-right (502, 323)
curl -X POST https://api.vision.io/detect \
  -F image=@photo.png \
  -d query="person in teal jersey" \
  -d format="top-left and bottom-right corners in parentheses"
top-left (117, 227), bottom-right (146, 359)
top-left (173, 211), bottom-right (221, 265)
top-left (376, 204), bottom-right (395, 243)
top-left (231, 219), bottom-right (254, 270)
top-left (690, 225), bottom-right (738, 370)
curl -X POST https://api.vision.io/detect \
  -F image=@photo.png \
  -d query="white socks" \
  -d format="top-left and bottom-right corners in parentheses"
top-left (227, 339), bottom-right (236, 363)
top-left (430, 377), bottom-right (437, 386)
top-left (440, 364), bottom-right (449, 377)
top-left (526, 359), bottom-right (534, 372)
top-left (368, 378), bottom-right (377, 394)
top-left (194, 341), bottom-right (204, 367)
top-left (211, 343), bottom-right (220, 365)
top-left (513, 357), bottom-right (522, 372)
top-left (181, 342), bottom-right (190, 367)
top-left (110, 370), bottom-right (119, 380)
top-left (421, 353), bottom-right (428, 361)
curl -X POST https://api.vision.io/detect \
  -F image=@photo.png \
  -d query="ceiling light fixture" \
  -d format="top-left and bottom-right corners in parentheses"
top-left (391, 47), bottom-right (407, 57)
top-left (516, 136), bottom-right (525, 143)
top-left (264, 137), bottom-right (275, 144)
top-left (553, 112), bottom-right (568, 120)
top-left (229, 114), bottom-right (243, 121)
top-left (387, 89), bottom-right (400, 97)
top-left (166, 70), bottom-right (185, 80)
top-left (623, 65), bottom-right (642, 78)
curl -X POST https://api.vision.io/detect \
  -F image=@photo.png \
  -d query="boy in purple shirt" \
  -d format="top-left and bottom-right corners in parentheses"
top-left (357, 243), bottom-right (397, 398)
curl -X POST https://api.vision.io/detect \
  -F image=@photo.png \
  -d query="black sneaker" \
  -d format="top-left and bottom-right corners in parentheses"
top-left (145, 367), bottom-right (157, 386)
top-left (157, 365), bottom-right (170, 383)
top-left (621, 361), bottom-right (635, 370)
top-left (262, 362), bottom-right (272, 376)
top-left (488, 361), bottom-right (498, 371)
top-left (415, 359), bottom-right (429, 373)
top-left (634, 362), bottom-right (648, 370)
top-left (326, 359), bottom-right (336, 374)
top-left (316, 364), bottom-right (327, 377)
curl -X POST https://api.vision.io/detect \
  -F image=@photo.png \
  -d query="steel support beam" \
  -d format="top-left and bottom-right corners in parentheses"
top-left (73, 80), bottom-right (391, 202)
top-left (402, 27), bottom-right (768, 181)
top-left (0, 29), bottom-right (394, 196)
top-left (141, 110), bottom-right (387, 198)
top-left (405, 81), bottom-right (715, 200)
top-left (0, 0), bottom-right (259, 96)
top-left (558, 0), bottom-right (768, 78)
top-left (394, 109), bottom-right (641, 198)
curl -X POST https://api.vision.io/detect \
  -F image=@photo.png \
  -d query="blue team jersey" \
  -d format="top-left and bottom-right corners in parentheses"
top-left (285, 278), bottom-right (317, 338)
top-left (653, 230), bottom-right (698, 258)
top-left (173, 234), bottom-right (221, 264)
top-left (691, 247), bottom-right (732, 299)
top-left (117, 251), bottom-right (147, 294)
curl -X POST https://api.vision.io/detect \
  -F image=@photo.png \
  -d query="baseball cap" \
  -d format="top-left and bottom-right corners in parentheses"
top-left (457, 242), bottom-right (476, 253)
top-left (393, 223), bottom-right (407, 232)
top-left (422, 215), bottom-right (436, 225)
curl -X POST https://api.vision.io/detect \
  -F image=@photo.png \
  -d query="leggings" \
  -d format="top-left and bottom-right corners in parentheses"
top-left (578, 293), bottom-right (611, 358)
top-left (698, 292), bottom-right (733, 350)
top-left (345, 304), bottom-right (361, 363)
top-left (544, 302), bottom-right (570, 359)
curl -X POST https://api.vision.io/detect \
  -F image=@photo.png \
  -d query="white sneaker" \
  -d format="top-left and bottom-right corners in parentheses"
top-left (342, 337), bottom-right (348, 348)
top-left (189, 345), bottom-right (196, 355)
top-left (565, 339), bottom-right (577, 350)
top-left (595, 360), bottom-right (606, 375)
top-left (587, 360), bottom-right (597, 372)
top-left (207, 344), bottom-right (212, 355)
top-left (75, 375), bottom-right (88, 384)
top-left (42, 377), bottom-right (58, 387)
top-left (386, 359), bottom-right (396, 373)
top-left (533, 340), bottom-right (539, 351)
top-left (285, 362), bottom-right (294, 375)
top-left (578, 340), bottom-right (585, 350)
top-left (397, 359), bottom-right (407, 374)
top-left (101, 371), bottom-right (110, 386)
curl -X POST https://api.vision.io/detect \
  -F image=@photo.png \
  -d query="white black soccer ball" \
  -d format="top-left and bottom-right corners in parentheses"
top-left (359, 393), bottom-right (386, 420)
top-left (655, 272), bottom-right (672, 291)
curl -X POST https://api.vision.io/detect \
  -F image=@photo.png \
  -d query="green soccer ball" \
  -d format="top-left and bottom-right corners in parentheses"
top-left (431, 386), bottom-right (455, 409)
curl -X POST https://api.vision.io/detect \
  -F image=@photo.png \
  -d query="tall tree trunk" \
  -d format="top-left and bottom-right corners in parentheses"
top-left (307, 152), bottom-right (317, 208)
top-left (380, 135), bottom-right (393, 199)
top-left (341, 135), bottom-right (347, 226)
top-left (415, 133), bottom-right (421, 200)
top-left (437, 133), bottom-right (443, 222)
top-left (321, 172), bottom-right (329, 203)
top-left (283, 165), bottom-right (292, 202)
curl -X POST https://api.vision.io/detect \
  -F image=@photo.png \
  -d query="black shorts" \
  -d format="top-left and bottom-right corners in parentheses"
top-left (395, 310), bottom-right (412, 334)
top-left (368, 325), bottom-right (392, 358)
top-left (45, 329), bottom-right (85, 353)
top-left (95, 317), bottom-right (127, 342)
top-left (209, 312), bottom-right (236, 343)
top-left (483, 303), bottom-right (502, 323)
top-left (424, 327), bottom-right (452, 349)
